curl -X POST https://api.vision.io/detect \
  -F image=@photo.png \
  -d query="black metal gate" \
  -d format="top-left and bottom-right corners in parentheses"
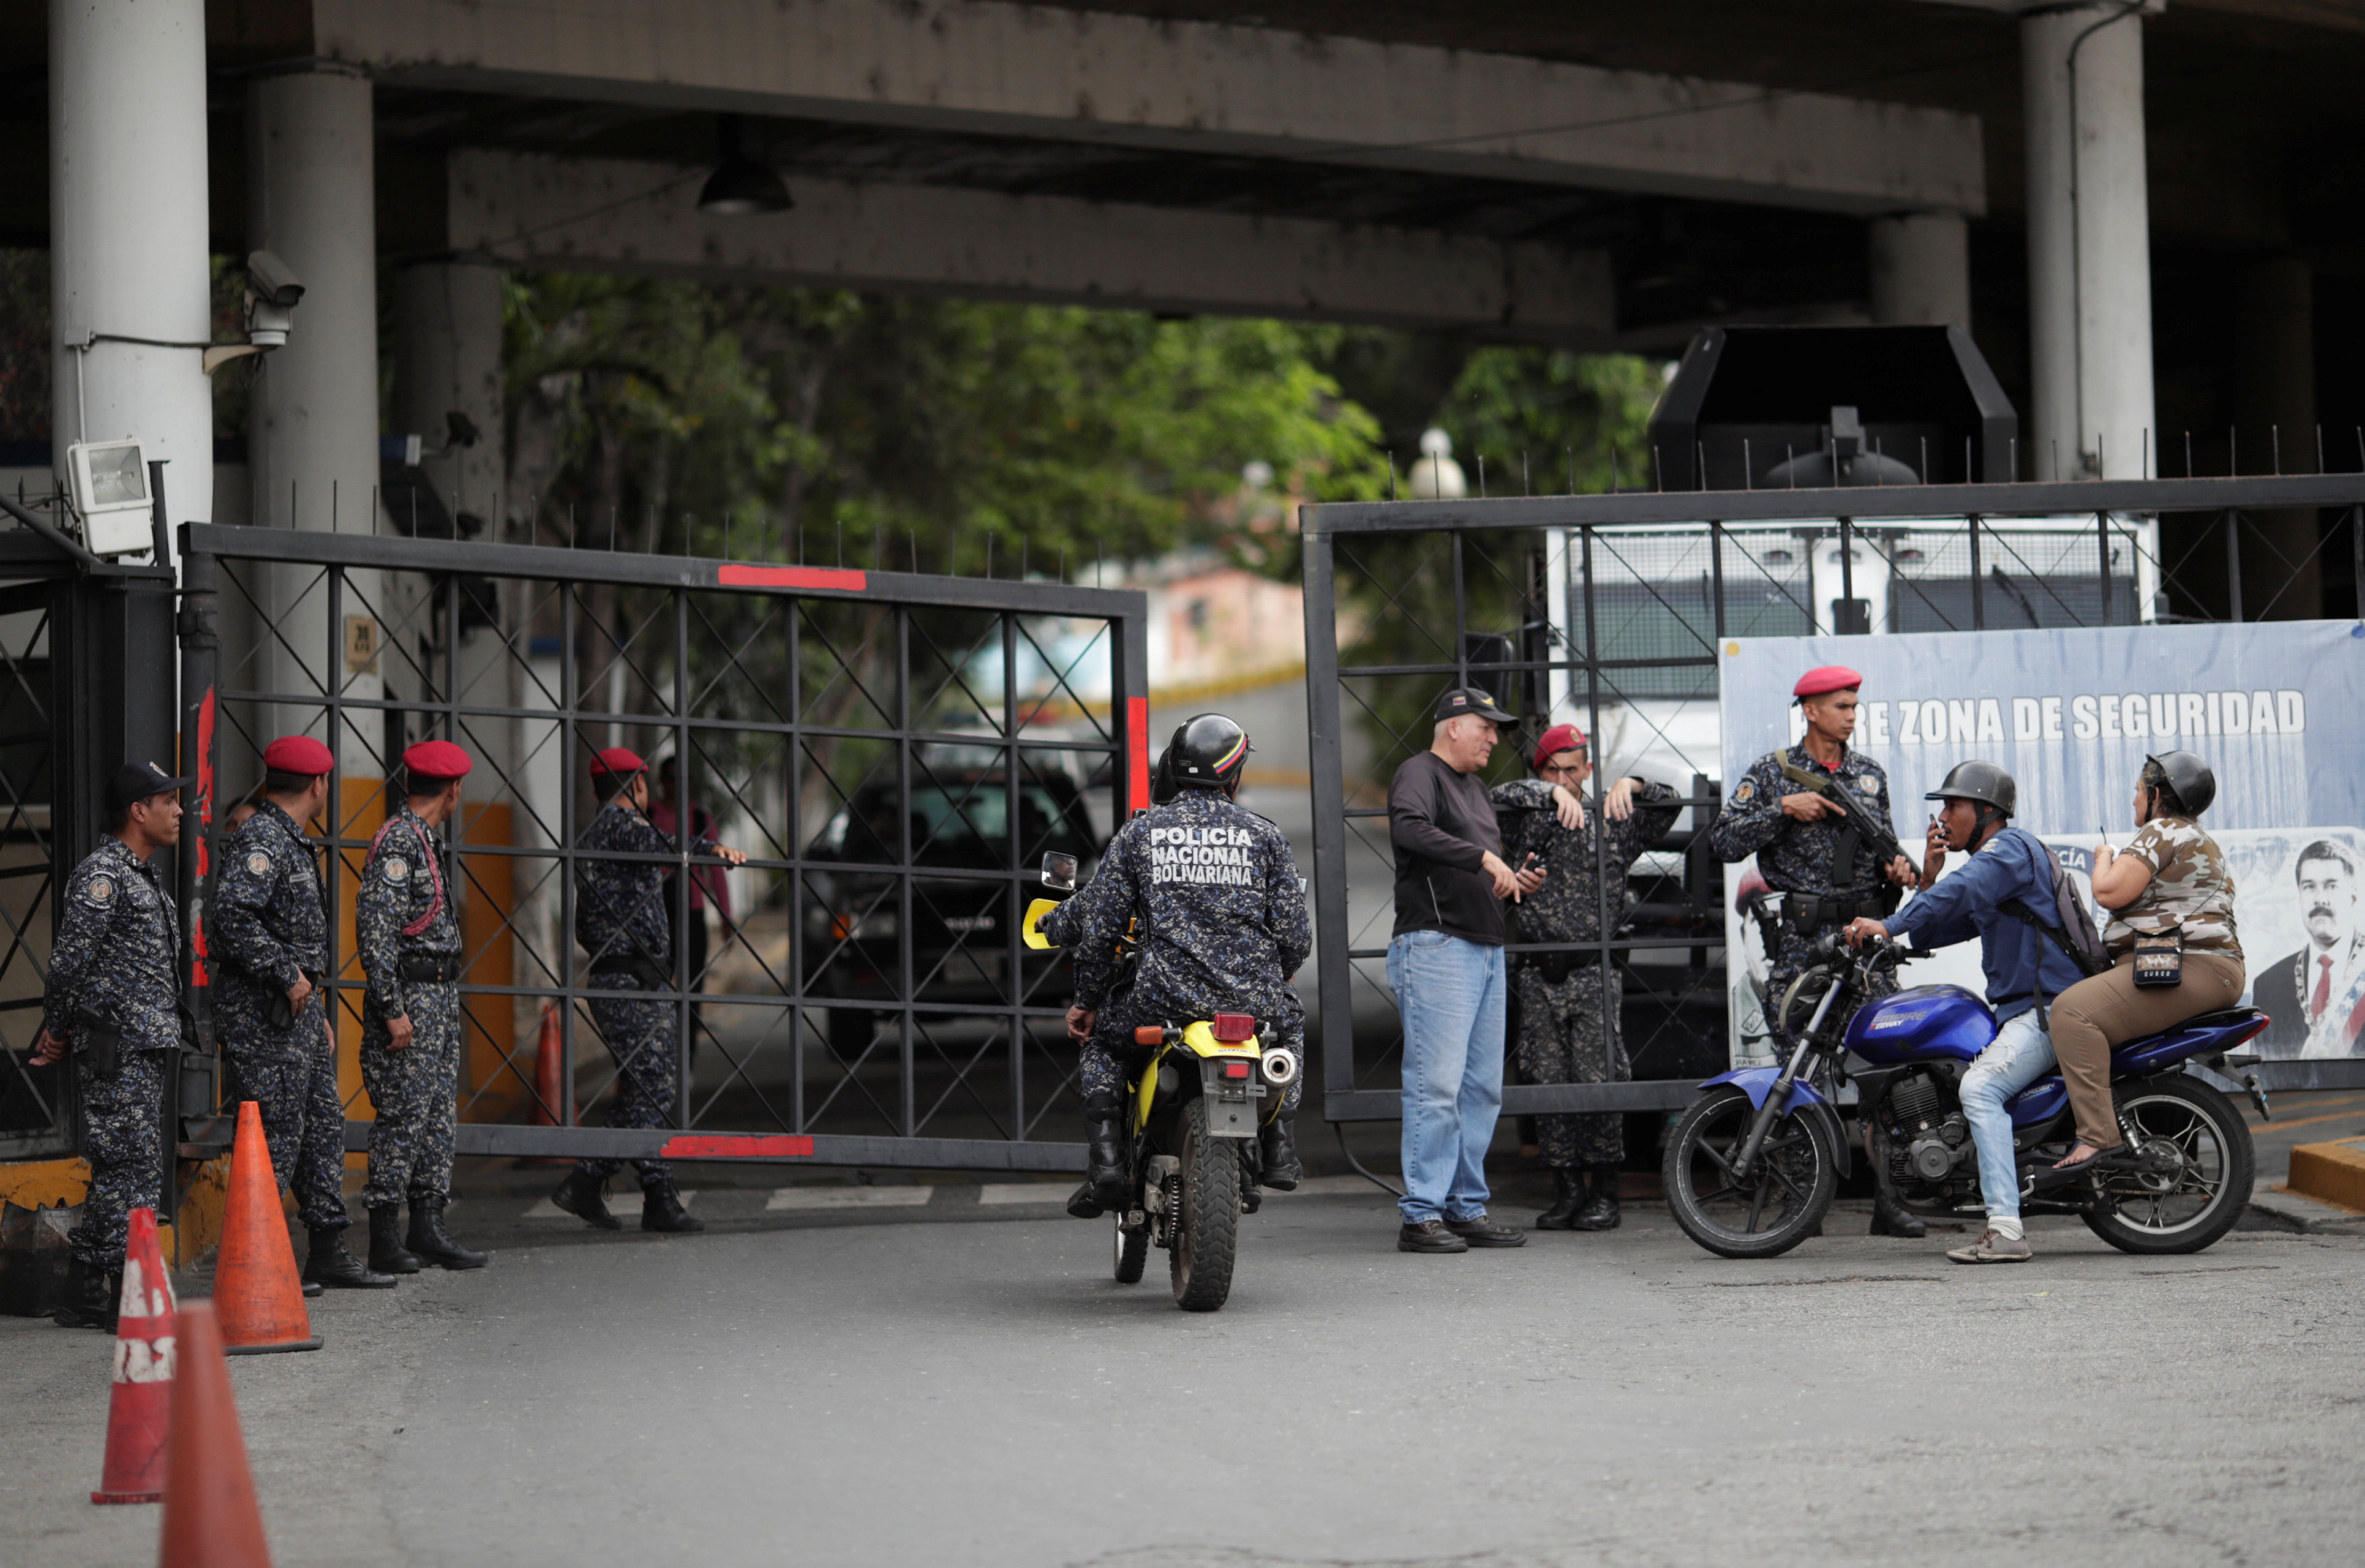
top-left (0, 501), bottom-right (178, 1163)
top-left (1300, 472), bottom-right (2365, 1126)
top-left (180, 523), bottom-right (1148, 1173)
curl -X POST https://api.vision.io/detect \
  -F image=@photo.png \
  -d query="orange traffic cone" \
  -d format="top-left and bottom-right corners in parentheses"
top-left (157, 1300), bottom-right (274, 1568)
top-left (90, 1206), bottom-right (176, 1504)
top-left (533, 1001), bottom-right (568, 1126)
top-left (214, 1102), bottom-right (321, 1355)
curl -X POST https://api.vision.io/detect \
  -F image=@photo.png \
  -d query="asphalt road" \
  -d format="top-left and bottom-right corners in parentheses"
top-left (8, 1170), bottom-right (2364, 1568)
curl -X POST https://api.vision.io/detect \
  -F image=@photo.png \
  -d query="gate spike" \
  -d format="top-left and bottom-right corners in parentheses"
top-left (1573, 446), bottom-right (1580, 495)
top-left (1744, 438), bottom-right (1753, 490)
top-left (2318, 425), bottom-right (2326, 476)
top-left (2185, 433), bottom-right (2194, 479)
top-left (1521, 451), bottom-right (1529, 497)
top-left (1965, 436), bottom-right (1972, 483)
top-left (1919, 436), bottom-right (1928, 484)
top-left (1653, 445), bottom-right (1663, 492)
top-left (2229, 426), bottom-right (2237, 478)
top-left (2273, 425), bottom-right (2283, 477)
top-left (1476, 455), bottom-right (1485, 499)
top-left (1387, 450), bottom-right (1396, 501)
top-left (1786, 445), bottom-right (1796, 488)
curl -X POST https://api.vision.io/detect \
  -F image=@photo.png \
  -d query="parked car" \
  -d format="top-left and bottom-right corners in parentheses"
top-left (801, 772), bottom-right (1103, 1059)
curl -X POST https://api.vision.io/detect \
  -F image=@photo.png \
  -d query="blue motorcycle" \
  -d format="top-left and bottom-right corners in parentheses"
top-left (1666, 934), bottom-right (2270, 1259)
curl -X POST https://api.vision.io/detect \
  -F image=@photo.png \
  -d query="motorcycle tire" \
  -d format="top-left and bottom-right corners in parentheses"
top-left (2078, 1075), bottom-right (2254, 1256)
top-left (1113, 1208), bottom-right (1149, 1284)
top-left (1664, 1084), bottom-right (1839, 1260)
top-left (1170, 1098), bottom-right (1239, 1313)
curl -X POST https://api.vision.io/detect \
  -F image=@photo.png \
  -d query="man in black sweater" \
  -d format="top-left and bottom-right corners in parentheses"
top-left (1386, 687), bottom-right (1545, 1253)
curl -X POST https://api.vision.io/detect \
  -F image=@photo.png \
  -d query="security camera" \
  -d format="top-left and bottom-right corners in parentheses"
top-left (245, 251), bottom-right (305, 309)
top-left (242, 251), bottom-right (305, 349)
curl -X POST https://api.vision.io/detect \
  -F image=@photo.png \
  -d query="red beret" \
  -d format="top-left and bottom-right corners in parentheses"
top-left (1792, 665), bottom-right (1864, 701)
top-left (402, 740), bottom-right (473, 783)
top-left (262, 735), bottom-right (335, 776)
top-left (1531, 722), bottom-right (1589, 769)
top-left (590, 747), bottom-right (647, 779)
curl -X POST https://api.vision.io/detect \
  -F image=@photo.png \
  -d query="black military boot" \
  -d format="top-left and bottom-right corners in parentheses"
top-left (52, 1256), bottom-right (118, 1330)
top-left (306, 1225), bottom-right (397, 1290)
top-left (550, 1169), bottom-right (622, 1231)
top-left (1067, 1092), bottom-right (1128, 1219)
top-left (405, 1195), bottom-right (489, 1270)
top-left (1257, 1117), bottom-right (1301, 1191)
top-left (1535, 1167), bottom-right (1585, 1230)
top-left (1571, 1163), bottom-right (1622, 1231)
top-left (1870, 1186), bottom-right (1927, 1238)
top-left (368, 1206), bottom-right (422, 1275)
top-left (641, 1181), bottom-right (706, 1234)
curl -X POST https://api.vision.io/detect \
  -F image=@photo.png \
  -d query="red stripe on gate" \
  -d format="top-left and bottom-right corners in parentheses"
top-left (659, 1135), bottom-right (816, 1159)
top-left (1126, 698), bottom-right (1151, 813)
top-left (716, 564), bottom-right (868, 592)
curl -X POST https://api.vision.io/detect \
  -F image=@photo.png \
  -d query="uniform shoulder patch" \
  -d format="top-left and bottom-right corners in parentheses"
top-left (381, 856), bottom-right (410, 883)
top-left (246, 851), bottom-right (272, 877)
top-left (1734, 781), bottom-right (1756, 803)
top-left (84, 875), bottom-right (114, 905)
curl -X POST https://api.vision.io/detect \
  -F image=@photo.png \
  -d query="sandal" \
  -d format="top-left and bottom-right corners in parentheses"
top-left (2051, 1140), bottom-right (2128, 1171)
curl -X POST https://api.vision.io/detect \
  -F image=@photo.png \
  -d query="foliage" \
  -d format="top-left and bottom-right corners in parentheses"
top-left (1326, 345), bottom-right (1666, 787)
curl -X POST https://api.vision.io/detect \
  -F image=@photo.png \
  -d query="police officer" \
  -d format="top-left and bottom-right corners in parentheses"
top-left (211, 736), bottom-right (393, 1290)
top-left (1708, 665), bottom-right (1924, 1237)
top-left (1491, 724), bottom-right (1683, 1231)
top-left (31, 761), bottom-right (191, 1329)
top-left (549, 747), bottom-right (747, 1233)
top-left (1045, 714), bottom-right (1310, 1217)
top-left (355, 740), bottom-right (487, 1273)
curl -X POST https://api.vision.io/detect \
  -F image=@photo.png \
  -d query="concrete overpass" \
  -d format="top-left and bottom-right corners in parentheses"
top-left (13, 1), bottom-right (2365, 615)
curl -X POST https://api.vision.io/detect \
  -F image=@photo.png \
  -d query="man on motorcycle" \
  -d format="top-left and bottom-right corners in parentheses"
top-left (1843, 761), bottom-right (2089, 1263)
top-left (1045, 714), bottom-right (1312, 1219)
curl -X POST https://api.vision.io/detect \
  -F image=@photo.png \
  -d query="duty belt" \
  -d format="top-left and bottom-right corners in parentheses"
top-left (398, 955), bottom-right (463, 984)
top-left (1785, 892), bottom-right (1889, 930)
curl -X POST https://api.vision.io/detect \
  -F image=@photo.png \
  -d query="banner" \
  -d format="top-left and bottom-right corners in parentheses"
top-left (1717, 620), bottom-right (2365, 1065)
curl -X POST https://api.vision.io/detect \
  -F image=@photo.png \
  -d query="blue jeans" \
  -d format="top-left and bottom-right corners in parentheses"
top-left (1959, 1010), bottom-right (2057, 1223)
top-left (1389, 931), bottom-right (1507, 1224)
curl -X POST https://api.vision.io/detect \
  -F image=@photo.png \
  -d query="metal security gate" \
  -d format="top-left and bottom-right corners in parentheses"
top-left (0, 497), bottom-right (179, 1163)
top-left (1300, 471), bottom-right (2365, 1126)
top-left (181, 523), bottom-right (1148, 1173)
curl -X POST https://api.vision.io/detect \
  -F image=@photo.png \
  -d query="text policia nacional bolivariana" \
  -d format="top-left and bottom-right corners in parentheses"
top-left (1838, 689), bottom-right (2306, 747)
top-left (1147, 826), bottom-right (1262, 886)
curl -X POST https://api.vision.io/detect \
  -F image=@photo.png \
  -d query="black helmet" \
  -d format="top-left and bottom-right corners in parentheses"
top-left (1149, 744), bottom-right (1179, 806)
top-left (1924, 759), bottom-right (2016, 817)
top-left (2144, 751), bottom-right (2216, 817)
top-left (1168, 713), bottom-right (1251, 791)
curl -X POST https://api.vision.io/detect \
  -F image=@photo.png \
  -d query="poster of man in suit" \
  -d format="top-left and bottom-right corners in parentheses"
top-left (2256, 839), bottom-right (2365, 1058)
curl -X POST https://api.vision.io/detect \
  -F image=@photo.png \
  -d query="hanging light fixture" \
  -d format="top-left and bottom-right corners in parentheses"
top-left (697, 113), bottom-right (792, 216)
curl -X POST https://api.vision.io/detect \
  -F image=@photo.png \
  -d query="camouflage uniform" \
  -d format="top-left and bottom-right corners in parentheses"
top-left (573, 799), bottom-right (715, 1190)
top-left (1044, 791), bottom-right (1310, 1112)
top-left (1708, 744), bottom-right (1905, 1036)
top-left (44, 836), bottom-right (181, 1269)
top-left (1491, 778), bottom-right (1682, 1166)
top-left (355, 806), bottom-right (465, 1208)
top-left (211, 799), bottom-right (349, 1231)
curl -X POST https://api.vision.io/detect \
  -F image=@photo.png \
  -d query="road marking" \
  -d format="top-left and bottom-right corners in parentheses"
top-left (2251, 1109), bottom-right (2365, 1135)
top-left (766, 1186), bottom-right (935, 1210)
top-left (523, 1189), bottom-right (698, 1220)
top-left (977, 1184), bottom-right (1070, 1205)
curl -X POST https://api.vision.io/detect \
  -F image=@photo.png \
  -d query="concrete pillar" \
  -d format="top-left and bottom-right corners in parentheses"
top-left (2234, 254), bottom-right (2320, 617)
top-left (392, 262), bottom-right (505, 532)
top-left (1868, 213), bottom-right (1970, 328)
top-left (245, 65), bottom-right (384, 768)
top-left (48, 0), bottom-right (214, 552)
top-left (2023, 3), bottom-right (2156, 480)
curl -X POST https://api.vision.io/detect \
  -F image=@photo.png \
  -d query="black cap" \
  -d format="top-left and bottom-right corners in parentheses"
top-left (1433, 686), bottom-right (1515, 726)
top-left (107, 761), bottom-right (193, 815)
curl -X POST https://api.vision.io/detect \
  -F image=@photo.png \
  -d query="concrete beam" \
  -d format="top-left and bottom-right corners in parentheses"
top-left (322, 0), bottom-right (1985, 217)
top-left (447, 151), bottom-right (1617, 340)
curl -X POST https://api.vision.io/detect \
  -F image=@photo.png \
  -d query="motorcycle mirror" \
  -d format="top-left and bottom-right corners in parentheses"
top-left (1039, 851), bottom-right (1078, 892)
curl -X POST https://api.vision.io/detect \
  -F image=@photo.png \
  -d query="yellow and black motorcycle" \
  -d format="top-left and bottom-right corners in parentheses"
top-left (1024, 859), bottom-right (1298, 1313)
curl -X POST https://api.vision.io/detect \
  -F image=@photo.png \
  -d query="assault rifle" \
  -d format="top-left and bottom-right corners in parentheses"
top-left (1775, 757), bottom-right (1920, 889)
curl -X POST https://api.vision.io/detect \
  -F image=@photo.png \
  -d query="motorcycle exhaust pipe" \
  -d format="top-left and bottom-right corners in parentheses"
top-left (1258, 1049), bottom-right (1300, 1090)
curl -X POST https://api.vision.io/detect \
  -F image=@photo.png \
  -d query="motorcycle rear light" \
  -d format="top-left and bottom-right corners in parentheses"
top-left (1135, 1026), bottom-right (1166, 1046)
top-left (1222, 1061), bottom-right (1250, 1079)
top-left (1212, 1012), bottom-right (1256, 1042)
top-left (2229, 1016), bottom-right (2268, 1046)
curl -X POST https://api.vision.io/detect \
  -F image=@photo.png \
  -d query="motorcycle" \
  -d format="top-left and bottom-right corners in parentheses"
top-left (1666, 932), bottom-right (2270, 1260)
top-left (1023, 857), bottom-right (1299, 1312)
